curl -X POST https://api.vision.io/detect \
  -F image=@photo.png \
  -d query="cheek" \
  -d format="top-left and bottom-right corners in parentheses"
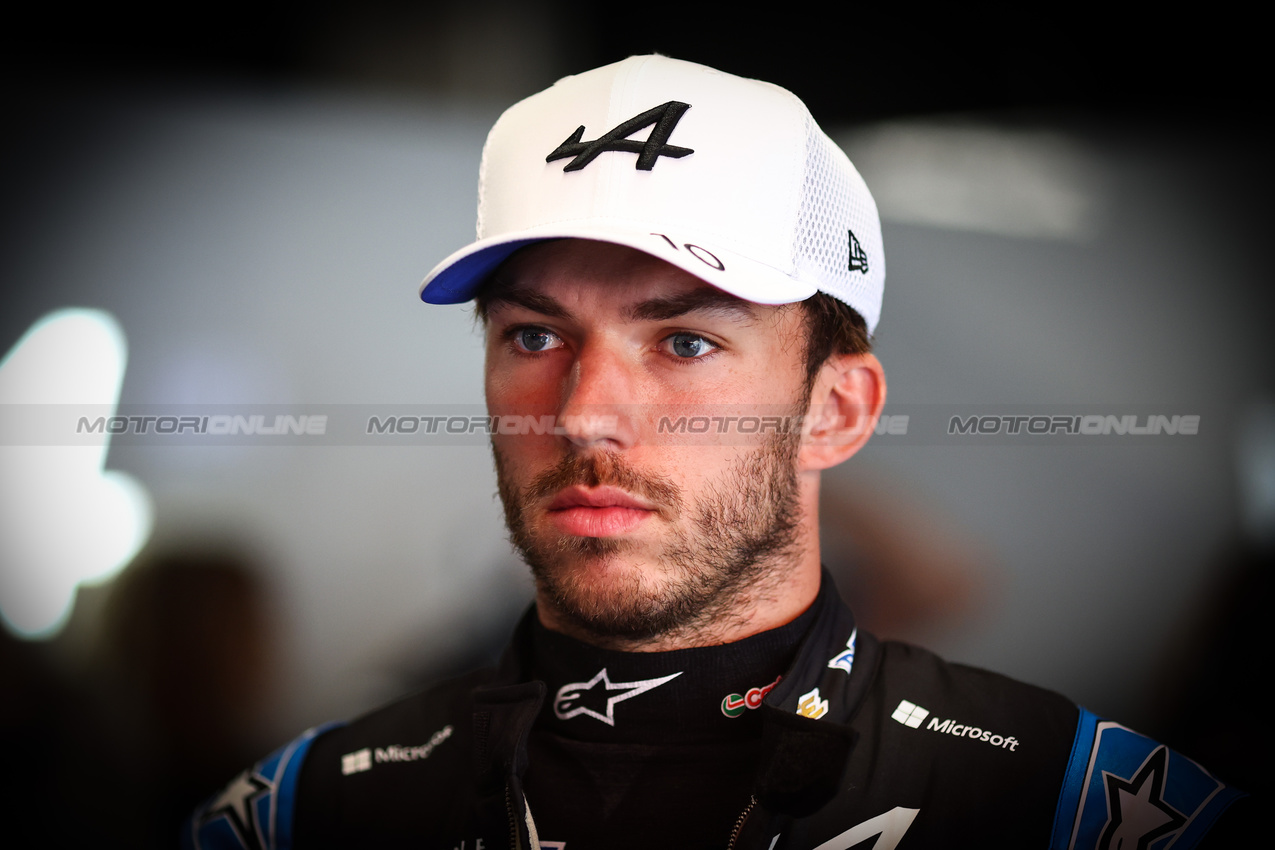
top-left (486, 381), bottom-right (563, 470)
top-left (490, 429), bottom-right (558, 467)
top-left (484, 363), bottom-right (560, 417)
top-left (490, 433), bottom-right (552, 500)
top-left (647, 444), bottom-right (758, 487)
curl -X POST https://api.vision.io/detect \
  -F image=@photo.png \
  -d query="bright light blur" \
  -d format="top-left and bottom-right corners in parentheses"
top-left (0, 309), bottom-right (153, 639)
top-left (838, 121), bottom-right (1098, 242)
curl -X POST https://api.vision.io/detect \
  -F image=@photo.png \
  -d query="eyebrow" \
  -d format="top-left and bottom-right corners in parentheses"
top-left (482, 288), bottom-right (571, 319)
top-left (625, 289), bottom-right (759, 323)
top-left (483, 286), bottom-right (758, 324)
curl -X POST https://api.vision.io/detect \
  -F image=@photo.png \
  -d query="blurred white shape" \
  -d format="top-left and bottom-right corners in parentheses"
top-left (0, 309), bottom-right (153, 639)
top-left (838, 121), bottom-right (1100, 242)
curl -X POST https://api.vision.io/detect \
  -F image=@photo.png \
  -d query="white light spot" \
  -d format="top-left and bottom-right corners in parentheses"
top-left (0, 309), bottom-right (153, 638)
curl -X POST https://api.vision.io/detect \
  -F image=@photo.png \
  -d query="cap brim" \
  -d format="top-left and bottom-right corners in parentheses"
top-left (419, 225), bottom-right (817, 307)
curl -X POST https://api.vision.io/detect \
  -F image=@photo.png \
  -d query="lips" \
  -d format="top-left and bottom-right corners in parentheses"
top-left (547, 486), bottom-right (657, 537)
top-left (548, 486), bottom-right (656, 511)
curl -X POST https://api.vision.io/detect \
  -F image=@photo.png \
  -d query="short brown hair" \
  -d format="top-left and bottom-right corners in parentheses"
top-left (798, 292), bottom-right (873, 393)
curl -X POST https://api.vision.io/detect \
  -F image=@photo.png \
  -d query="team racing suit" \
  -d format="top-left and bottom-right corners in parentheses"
top-left (186, 574), bottom-right (1246, 849)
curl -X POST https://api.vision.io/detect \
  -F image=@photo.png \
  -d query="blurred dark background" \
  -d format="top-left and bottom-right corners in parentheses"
top-left (5, 1), bottom-right (1266, 123)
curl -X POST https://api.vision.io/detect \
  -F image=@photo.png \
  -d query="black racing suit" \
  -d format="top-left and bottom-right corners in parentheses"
top-left (185, 575), bottom-right (1246, 849)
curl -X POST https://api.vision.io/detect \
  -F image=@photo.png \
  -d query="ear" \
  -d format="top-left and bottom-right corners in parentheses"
top-left (799, 352), bottom-right (887, 472)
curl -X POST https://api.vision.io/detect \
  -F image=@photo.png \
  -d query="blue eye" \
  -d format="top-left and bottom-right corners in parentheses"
top-left (668, 333), bottom-right (716, 359)
top-left (514, 328), bottom-right (557, 352)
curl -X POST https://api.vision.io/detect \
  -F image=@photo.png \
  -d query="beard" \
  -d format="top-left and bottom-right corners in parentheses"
top-left (493, 427), bottom-right (805, 643)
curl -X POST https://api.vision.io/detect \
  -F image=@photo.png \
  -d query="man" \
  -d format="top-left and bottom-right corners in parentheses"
top-left (187, 55), bottom-right (1247, 849)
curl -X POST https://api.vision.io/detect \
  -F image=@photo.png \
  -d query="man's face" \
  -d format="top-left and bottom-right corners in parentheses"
top-left (483, 239), bottom-right (816, 643)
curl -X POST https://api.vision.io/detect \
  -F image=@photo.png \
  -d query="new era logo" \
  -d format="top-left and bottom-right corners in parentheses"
top-left (341, 748), bottom-right (372, 775)
top-left (891, 700), bottom-right (930, 728)
top-left (848, 229), bottom-right (869, 274)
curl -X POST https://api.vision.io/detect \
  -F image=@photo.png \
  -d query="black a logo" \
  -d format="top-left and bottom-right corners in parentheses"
top-left (848, 229), bottom-right (869, 274)
top-left (546, 101), bottom-right (694, 172)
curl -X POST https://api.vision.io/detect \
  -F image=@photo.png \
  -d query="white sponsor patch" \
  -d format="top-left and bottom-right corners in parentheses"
top-left (341, 748), bottom-right (371, 775)
top-left (890, 699), bottom-right (930, 728)
top-left (554, 668), bottom-right (681, 726)
top-left (341, 724), bottom-right (454, 776)
top-left (374, 725), bottom-right (454, 765)
top-left (892, 700), bottom-right (1020, 751)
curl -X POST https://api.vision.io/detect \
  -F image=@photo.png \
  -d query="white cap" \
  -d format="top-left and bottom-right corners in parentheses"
top-left (420, 55), bottom-right (885, 333)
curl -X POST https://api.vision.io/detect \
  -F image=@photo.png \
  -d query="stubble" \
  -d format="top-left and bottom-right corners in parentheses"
top-left (493, 427), bottom-right (805, 647)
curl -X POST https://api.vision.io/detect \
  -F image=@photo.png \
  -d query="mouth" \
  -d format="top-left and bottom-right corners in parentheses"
top-left (546, 486), bottom-right (658, 537)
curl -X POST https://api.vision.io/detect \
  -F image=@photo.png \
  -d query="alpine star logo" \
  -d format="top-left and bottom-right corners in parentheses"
top-left (554, 667), bottom-right (682, 726)
top-left (893, 700), bottom-right (1019, 750)
top-left (797, 687), bottom-right (829, 719)
top-left (1098, 746), bottom-right (1186, 850)
top-left (848, 229), bottom-right (869, 273)
top-left (721, 675), bottom-right (781, 718)
top-left (827, 628), bottom-right (857, 674)
top-left (546, 101), bottom-right (694, 172)
top-left (201, 767), bottom-right (274, 850)
top-left (1062, 720), bottom-right (1236, 850)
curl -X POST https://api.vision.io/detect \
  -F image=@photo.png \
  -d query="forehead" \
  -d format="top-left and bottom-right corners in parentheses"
top-left (483, 239), bottom-right (761, 319)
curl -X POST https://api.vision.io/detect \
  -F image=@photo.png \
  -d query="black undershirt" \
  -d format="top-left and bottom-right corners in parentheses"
top-left (523, 606), bottom-right (816, 848)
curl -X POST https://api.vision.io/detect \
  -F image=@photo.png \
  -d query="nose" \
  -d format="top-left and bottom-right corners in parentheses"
top-left (557, 342), bottom-right (638, 451)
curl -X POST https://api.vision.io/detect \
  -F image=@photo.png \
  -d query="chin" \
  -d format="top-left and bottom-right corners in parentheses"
top-left (529, 543), bottom-right (715, 640)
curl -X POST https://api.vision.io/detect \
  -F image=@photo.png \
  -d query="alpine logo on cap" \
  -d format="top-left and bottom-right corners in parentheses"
top-left (546, 101), bottom-right (694, 172)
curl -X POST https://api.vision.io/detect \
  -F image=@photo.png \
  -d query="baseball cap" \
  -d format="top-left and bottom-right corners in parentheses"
top-left (419, 54), bottom-right (885, 333)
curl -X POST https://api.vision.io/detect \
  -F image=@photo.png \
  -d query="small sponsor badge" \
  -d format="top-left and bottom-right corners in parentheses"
top-left (721, 675), bottom-right (782, 718)
top-left (827, 628), bottom-right (857, 675)
top-left (341, 748), bottom-right (372, 775)
top-left (797, 687), bottom-right (829, 720)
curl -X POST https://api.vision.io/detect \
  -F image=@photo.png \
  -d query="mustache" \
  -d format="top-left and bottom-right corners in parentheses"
top-left (525, 452), bottom-right (682, 519)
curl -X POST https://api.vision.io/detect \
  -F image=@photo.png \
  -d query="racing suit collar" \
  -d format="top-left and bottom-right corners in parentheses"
top-left (472, 568), bottom-right (865, 843)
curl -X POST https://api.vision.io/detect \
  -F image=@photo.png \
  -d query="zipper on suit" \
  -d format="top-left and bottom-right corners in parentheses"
top-left (504, 785), bottom-right (541, 850)
top-left (726, 795), bottom-right (758, 850)
top-left (505, 785), bottom-right (520, 850)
